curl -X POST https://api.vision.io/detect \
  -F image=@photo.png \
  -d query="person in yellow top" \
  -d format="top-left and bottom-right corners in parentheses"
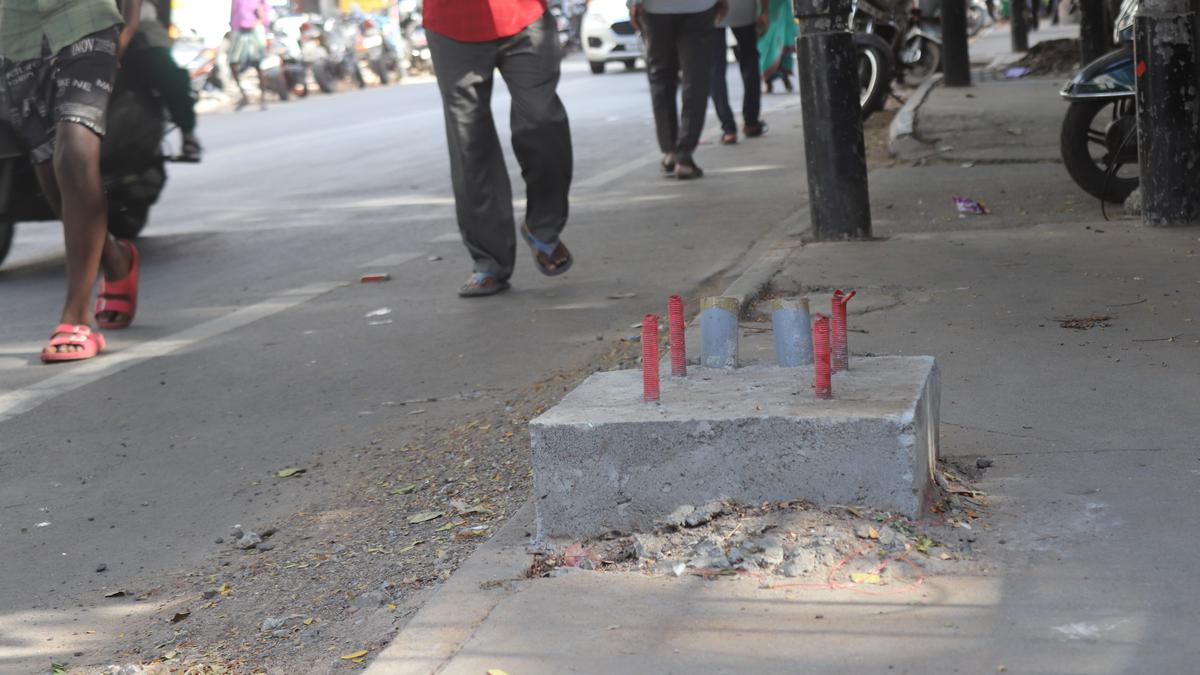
top-left (0, 0), bottom-right (144, 362)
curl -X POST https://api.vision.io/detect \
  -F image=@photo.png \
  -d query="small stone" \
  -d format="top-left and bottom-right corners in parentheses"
top-left (1124, 188), bottom-right (1142, 216)
top-left (260, 527), bottom-right (277, 538)
top-left (687, 536), bottom-right (731, 570)
top-left (95, 563), bottom-right (107, 573)
top-left (256, 542), bottom-right (275, 551)
top-left (756, 536), bottom-right (785, 567)
top-left (663, 504), bottom-right (696, 528)
top-left (214, 537), bottom-right (224, 544)
top-left (632, 534), bottom-right (663, 560)
top-left (202, 589), bottom-right (218, 599)
top-left (853, 524), bottom-right (874, 539)
top-left (686, 500), bottom-right (728, 527)
top-left (230, 525), bottom-right (244, 539)
top-left (779, 560), bottom-right (804, 577)
top-left (876, 526), bottom-right (899, 547)
top-left (236, 532), bottom-right (262, 549)
top-left (976, 457), bottom-right (994, 469)
top-left (261, 616), bottom-right (286, 631)
top-left (353, 590), bottom-right (388, 611)
top-left (272, 629), bottom-right (290, 638)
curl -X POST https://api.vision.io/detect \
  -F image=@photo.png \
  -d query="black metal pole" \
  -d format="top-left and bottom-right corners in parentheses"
top-left (942, 0), bottom-right (972, 86)
top-left (794, 0), bottom-right (871, 240)
top-left (1133, 0), bottom-right (1200, 225)
top-left (1079, 0), bottom-right (1110, 63)
top-left (1011, 0), bottom-right (1029, 52)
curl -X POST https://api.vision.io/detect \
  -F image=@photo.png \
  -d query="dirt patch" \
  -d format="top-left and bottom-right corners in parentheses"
top-left (1010, 38), bottom-right (1081, 76)
top-left (1057, 314), bottom-right (1114, 330)
top-left (79, 339), bottom-right (645, 675)
top-left (528, 463), bottom-right (992, 592)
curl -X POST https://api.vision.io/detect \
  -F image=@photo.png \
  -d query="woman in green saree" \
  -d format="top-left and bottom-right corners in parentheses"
top-left (757, 0), bottom-right (797, 92)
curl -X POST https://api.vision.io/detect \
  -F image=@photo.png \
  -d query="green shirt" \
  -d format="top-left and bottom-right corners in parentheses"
top-left (0, 0), bottom-right (124, 61)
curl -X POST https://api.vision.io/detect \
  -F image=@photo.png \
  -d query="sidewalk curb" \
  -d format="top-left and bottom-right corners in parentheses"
top-left (364, 501), bottom-right (536, 675)
top-left (365, 212), bottom-right (811, 675)
top-left (887, 74), bottom-right (942, 160)
top-left (724, 208), bottom-right (809, 317)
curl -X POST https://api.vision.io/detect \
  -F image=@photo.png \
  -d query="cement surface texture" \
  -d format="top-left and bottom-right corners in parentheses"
top-left (531, 357), bottom-right (939, 537)
top-left (369, 58), bottom-right (1200, 674)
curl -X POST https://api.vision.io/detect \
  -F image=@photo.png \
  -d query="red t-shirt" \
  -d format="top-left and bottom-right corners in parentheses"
top-left (423, 0), bottom-right (547, 42)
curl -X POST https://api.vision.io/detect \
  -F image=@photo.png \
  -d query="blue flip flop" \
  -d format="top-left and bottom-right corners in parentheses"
top-left (520, 223), bottom-right (573, 277)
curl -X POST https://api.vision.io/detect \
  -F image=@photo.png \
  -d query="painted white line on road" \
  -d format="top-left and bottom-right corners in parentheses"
top-left (0, 282), bottom-right (342, 425)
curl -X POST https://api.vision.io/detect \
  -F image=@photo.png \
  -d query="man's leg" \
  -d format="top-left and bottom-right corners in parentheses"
top-left (641, 13), bottom-right (681, 157)
top-left (427, 30), bottom-right (516, 280)
top-left (709, 28), bottom-right (736, 136)
top-left (33, 124), bottom-right (131, 355)
top-left (497, 13), bottom-right (572, 246)
top-left (674, 8), bottom-right (716, 165)
top-left (254, 64), bottom-right (269, 108)
top-left (731, 24), bottom-right (762, 128)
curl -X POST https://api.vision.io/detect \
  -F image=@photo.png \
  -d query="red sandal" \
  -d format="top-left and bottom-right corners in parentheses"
top-left (40, 324), bottom-right (106, 363)
top-left (95, 239), bottom-right (139, 329)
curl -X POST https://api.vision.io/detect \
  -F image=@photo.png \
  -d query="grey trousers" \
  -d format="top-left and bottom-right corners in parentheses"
top-left (427, 13), bottom-right (573, 280)
top-left (642, 7), bottom-right (716, 164)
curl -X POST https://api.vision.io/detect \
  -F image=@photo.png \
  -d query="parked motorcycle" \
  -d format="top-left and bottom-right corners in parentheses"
top-left (171, 34), bottom-right (223, 94)
top-left (0, 74), bottom-right (172, 267)
top-left (401, 13), bottom-right (433, 77)
top-left (308, 17), bottom-right (366, 93)
top-left (849, 0), bottom-right (906, 116)
top-left (900, 0), bottom-right (943, 84)
top-left (1059, 0), bottom-right (1137, 202)
top-left (357, 15), bottom-right (401, 85)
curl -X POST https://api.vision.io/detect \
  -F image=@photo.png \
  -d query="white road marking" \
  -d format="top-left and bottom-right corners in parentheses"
top-left (0, 282), bottom-right (341, 425)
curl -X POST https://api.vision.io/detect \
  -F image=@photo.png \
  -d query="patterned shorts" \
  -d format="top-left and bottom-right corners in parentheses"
top-left (0, 27), bottom-right (119, 164)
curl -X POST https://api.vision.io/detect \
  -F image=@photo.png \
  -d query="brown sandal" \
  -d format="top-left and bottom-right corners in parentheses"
top-left (458, 272), bottom-right (510, 298)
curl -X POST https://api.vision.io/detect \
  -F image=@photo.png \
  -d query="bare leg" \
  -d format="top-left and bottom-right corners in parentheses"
top-left (34, 123), bottom-right (131, 355)
top-left (229, 63), bottom-right (249, 109)
top-left (254, 65), bottom-right (269, 109)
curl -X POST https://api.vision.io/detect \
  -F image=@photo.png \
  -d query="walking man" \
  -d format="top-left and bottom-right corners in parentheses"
top-left (424, 0), bottom-right (574, 297)
top-left (228, 0), bottom-right (271, 110)
top-left (710, 0), bottom-right (767, 145)
top-left (1, 0), bottom-right (144, 362)
top-left (629, 0), bottom-right (728, 179)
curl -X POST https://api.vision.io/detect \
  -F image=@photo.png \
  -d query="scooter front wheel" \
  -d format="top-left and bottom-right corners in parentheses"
top-left (855, 33), bottom-right (894, 118)
top-left (1061, 98), bottom-right (1139, 203)
top-left (901, 37), bottom-right (941, 84)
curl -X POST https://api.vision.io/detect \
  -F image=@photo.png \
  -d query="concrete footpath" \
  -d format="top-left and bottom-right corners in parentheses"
top-left (366, 72), bottom-right (1200, 673)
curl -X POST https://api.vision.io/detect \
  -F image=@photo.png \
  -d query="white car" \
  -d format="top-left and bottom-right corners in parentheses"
top-left (582, 0), bottom-right (644, 74)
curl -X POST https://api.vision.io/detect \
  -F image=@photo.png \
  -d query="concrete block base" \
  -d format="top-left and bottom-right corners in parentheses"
top-left (531, 357), bottom-right (940, 539)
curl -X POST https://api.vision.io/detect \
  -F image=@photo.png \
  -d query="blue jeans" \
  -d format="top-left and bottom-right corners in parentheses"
top-left (710, 24), bottom-right (761, 135)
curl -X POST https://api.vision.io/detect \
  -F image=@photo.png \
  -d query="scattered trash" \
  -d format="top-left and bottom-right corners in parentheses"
top-left (608, 292), bottom-right (637, 300)
top-left (449, 499), bottom-right (493, 516)
top-left (368, 319), bottom-right (394, 326)
top-left (340, 649), bottom-right (370, 662)
top-left (360, 273), bottom-right (390, 283)
top-left (1010, 38), bottom-right (1082, 76)
top-left (953, 197), bottom-right (989, 215)
top-left (364, 307), bottom-right (392, 318)
top-left (169, 610), bottom-right (190, 623)
top-left (35, 521), bottom-right (51, 528)
top-left (276, 467), bottom-right (306, 478)
top-left (1004, 66), bottom-right (1030, 78)
top-left (427, 255), bottom-right (443, 262)
top-left (104, 590), bottom-right (127, 598)
top-left (563, 542), bottom-right (599, 569)
top-left (236, 532), bottom-right (263, 550)
top-left (850, 572), bottom-right (882, 585)
top-left (1057, 315), bottom-right (1113, 330)
top-left (95, 563), bottom-right (107, 573)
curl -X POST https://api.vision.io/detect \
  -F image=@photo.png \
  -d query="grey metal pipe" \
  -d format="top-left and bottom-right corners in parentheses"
top-left (700, 296), bottom-right (739, 368)
top-left (771, 297), bottom-right (814, 367)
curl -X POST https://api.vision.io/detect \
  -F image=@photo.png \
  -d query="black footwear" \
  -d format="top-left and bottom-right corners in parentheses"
top-left (674, 161), bottom-right (704, 180)
top-left (719, 132), bottom-right (738, 145)
top-left (661, 153), bottom-right (676, 175)
top-left (743, 122), bottom-right (767, 138)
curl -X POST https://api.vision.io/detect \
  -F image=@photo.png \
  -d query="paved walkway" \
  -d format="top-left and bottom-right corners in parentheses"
top-left (367, 42), bottom-right (1200, 675)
